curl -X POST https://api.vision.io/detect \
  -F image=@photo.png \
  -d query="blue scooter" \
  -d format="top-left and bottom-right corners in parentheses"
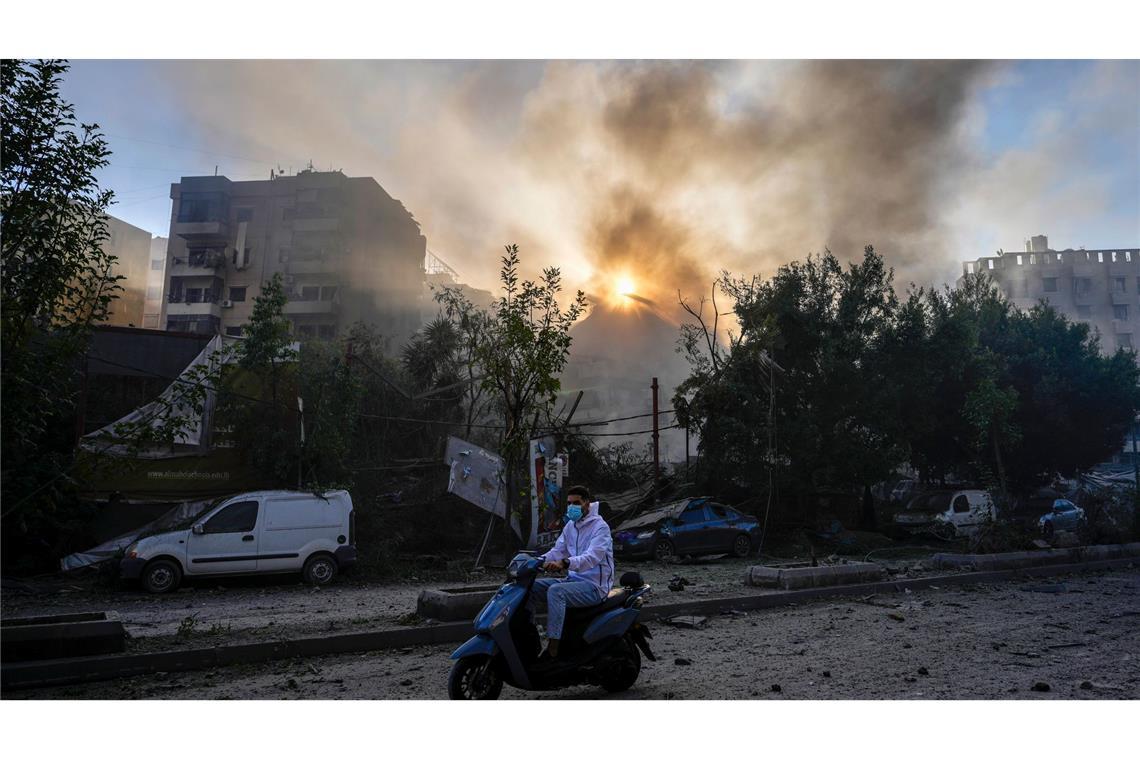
top-left (447, 553), bottom-right (656, 699)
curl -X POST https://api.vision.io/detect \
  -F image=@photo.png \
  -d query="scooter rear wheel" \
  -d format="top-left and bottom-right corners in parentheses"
top-left (600, 636), bottom-right (642, 693)
top-left (448, 655), bottom-right (503, 700)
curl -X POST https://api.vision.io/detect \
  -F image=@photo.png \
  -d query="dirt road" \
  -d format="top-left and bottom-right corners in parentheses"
top-left (11, 566), bottom-right (1139, 699)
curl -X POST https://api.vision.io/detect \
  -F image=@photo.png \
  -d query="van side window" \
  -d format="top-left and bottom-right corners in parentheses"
top-left (204, 501), bottom-right (258, 534)
top-left (952, 495), bottom-right (970, 514)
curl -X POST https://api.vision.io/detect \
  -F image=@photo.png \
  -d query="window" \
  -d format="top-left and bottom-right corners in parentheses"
top-left (1073, 278), bottom-right (1092, 295)
top-left (320, 285), bottom-right (339, 301)
top-left (1119, 334), bottom-right (1134, 350)
top-left (229, 287), bottom-right (247, 302)
top-left (177, 191), bottom-right (228, 223)
top-left (708, 504), bottom-right (729, 519)
top-left (677, 506), bottom-right (708, 525)
top-left (1077, 305), bottom-right (1092, 318)
top-left (296, 324), bottom-right (317, 338)
top-left (235, 207), bottom-right (254, 222)
top-left (299, 286), bottom-right (320, 301)
top-left (224, 326), bottom-right (244, 337)
top-left (1114, 277), bottom-right (1127, 293)
top-left (1016, 255), bottom-right (1023, 265)
top-left (318, 324), bottom-right (336, 340)
top-left (987, 260), bottom-right (994, 270)
top-left (151, 259), bottom-right (165, 270)
top-left (145, 286), bottom-right (161, 300)
top-left (203, 500), bottom-right (258, 534)
top-left (1019, 280), bottom-right (1029, 297)
top-left (185, 287), bottom-right (203, 303)
top-left (1115, 305), bottom-right (1129, 321)
top-left (952, 495), bottom-right (970, 514)
top-left (1042, 277), bottom-right (1058, 293)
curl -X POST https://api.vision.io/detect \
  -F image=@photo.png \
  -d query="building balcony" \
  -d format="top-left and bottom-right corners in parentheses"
top-left (170, 251), bottom-right (226, 273)
top-left (166, 298), bottom-right (222, 319)
top-left (283, 298), bottom-right (340, 316)
top-left (174, 220), bottom-right (230, 241)
top-left (1112, 290), bottom-right (1135, 306)
top-left (285, 259), bottom-right (335, 275)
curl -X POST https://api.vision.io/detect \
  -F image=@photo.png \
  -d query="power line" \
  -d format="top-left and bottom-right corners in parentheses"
top-left (104, 133), bottom-right (303, 167)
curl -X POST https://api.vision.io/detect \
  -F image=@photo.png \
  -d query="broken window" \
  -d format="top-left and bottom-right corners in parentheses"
top-left (952, 495), bottom-right (969, 514)
top-left (320, 285), bottom-right (339, 301)
top-left (298, 286), bottom-right (320, 301)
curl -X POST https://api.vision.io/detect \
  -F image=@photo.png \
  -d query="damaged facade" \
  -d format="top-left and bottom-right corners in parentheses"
top-left (160, 169), bottom-right (427, 344)
top-left (960, 236), bottom-right (1139, 354)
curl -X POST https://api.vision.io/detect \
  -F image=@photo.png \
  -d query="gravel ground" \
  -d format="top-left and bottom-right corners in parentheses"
top-left (10, 565), bottom-right (1139, 700)
top-left (3, 553), bottom-right (900, 650)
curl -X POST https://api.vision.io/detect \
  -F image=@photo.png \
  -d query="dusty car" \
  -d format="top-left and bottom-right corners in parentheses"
top-left (1038, 499), bottom-right (1087, 538)
top-left (119, 489), bottom-right (357, 593)
top-left (892, 489), bottom-right (996, 538)
top-left (611, 497), bottom-right (762, 561)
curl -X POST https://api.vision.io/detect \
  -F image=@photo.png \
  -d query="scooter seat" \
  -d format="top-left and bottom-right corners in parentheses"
top-left (563, 588), bottom-right (629, 622)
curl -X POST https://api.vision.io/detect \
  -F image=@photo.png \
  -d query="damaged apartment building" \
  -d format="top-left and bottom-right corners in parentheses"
top-left (160, 169), bottom-right (426, 343)
top-left (961, 235), bottom-right (1140, 354)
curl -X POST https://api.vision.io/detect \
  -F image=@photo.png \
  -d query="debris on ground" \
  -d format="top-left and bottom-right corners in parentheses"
top-left (770, 684), bottom-right (782, 693)
top-left (674, 657), bottom-right (692, 666)
top-left (888, 612), bottom-right (905, 622)
top-left (664, 615), bottom-right (708, 629)
top-left (668, 576), bottom-right (692, 592)
top-left (1031, 681), bottom-right (1051, 692)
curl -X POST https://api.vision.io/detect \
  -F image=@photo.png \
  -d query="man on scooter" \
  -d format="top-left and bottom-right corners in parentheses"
top-left (530, 485), bottom-right (614, 660)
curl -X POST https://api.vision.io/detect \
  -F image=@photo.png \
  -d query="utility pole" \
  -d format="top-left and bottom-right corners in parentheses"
top-left (652, 377), bottom-right (660, 490)
top-left (297, 396), bottom-right (304, 490)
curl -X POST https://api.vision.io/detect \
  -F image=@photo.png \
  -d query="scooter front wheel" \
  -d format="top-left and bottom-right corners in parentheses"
top-left (448, 655), bottom-right (503, 700)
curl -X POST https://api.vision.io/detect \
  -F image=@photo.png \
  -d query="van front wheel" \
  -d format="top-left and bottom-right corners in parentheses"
top-left (142, 558), bottom-right (182, 594)
top-left (303, 554), bottom-right (338, 586)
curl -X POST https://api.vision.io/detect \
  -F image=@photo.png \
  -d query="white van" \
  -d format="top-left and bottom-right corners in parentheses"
top-left (119, 490), bottom-right (357, 593)
top-left (892, 489), bottom-right (996, 538)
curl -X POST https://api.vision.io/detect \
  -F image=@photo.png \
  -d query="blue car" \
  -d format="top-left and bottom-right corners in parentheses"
top-left (611, 497), bottom-right (762, 561)
top-left (1038, 499), bottom-right (1087, 538)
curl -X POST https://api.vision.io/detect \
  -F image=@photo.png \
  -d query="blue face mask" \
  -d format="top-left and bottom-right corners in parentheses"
top-left (566, 503), bottom-right (584, 522)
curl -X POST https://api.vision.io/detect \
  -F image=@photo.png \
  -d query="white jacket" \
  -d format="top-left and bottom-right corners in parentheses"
top-left (540, 501), bottom-right (614, 596)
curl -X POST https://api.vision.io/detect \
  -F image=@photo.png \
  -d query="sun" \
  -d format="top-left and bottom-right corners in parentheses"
top-left (615, 275), bottom-right (636, 298)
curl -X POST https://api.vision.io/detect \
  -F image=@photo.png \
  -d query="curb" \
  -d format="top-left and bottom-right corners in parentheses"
top-left (3, 555), bottom-right (1135, 691)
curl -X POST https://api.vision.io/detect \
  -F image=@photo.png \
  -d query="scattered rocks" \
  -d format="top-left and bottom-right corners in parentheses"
top-left (888, 613), bottom-right (905, 622)
top-left (674, 657), bottom-right (692, 666)
top-left (822, 671), bottom-right (831, 678)
top-left (917, 667), bottom-right (929, 676)
top-left (770, 684), bottom-right (782, 693)
top-left (399, 679), bottom-right (413, 686)
top-left (1031, 681), bottom-right (1051, 692)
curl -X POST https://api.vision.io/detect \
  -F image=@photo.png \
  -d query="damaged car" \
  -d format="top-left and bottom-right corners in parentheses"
top-left (892, 489), bottom-right (996, 539)
top-left (1038, 499), bottom-right (1087, 539)
top-left (611, 497), bottom-right (761, 561)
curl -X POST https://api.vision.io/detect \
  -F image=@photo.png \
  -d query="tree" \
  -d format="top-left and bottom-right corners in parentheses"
top-left (1, 59), bottom-right (121, 565)
top-left (477, 245), bottom-right (586, 552)
top-left (676, 247), bottom-right (902, 512)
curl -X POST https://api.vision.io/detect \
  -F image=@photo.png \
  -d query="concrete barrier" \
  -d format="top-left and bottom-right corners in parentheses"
top-left (416, 585), bottom-right (500, 622)
top-left (746, 562), bottom-right (886, 590)
top-left (932, 543), bottom-right (1140, 572)
top-left (1, 620), bottom-right (126, 662)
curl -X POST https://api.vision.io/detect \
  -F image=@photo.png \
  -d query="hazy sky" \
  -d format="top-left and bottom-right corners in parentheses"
top-left (64, 60), bottom-right (1139, 305)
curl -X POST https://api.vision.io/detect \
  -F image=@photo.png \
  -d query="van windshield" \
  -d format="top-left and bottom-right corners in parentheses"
top-left (167, 497), bottom-right (227, 531)
top-left (905, 492), bottom-right (953, 513)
